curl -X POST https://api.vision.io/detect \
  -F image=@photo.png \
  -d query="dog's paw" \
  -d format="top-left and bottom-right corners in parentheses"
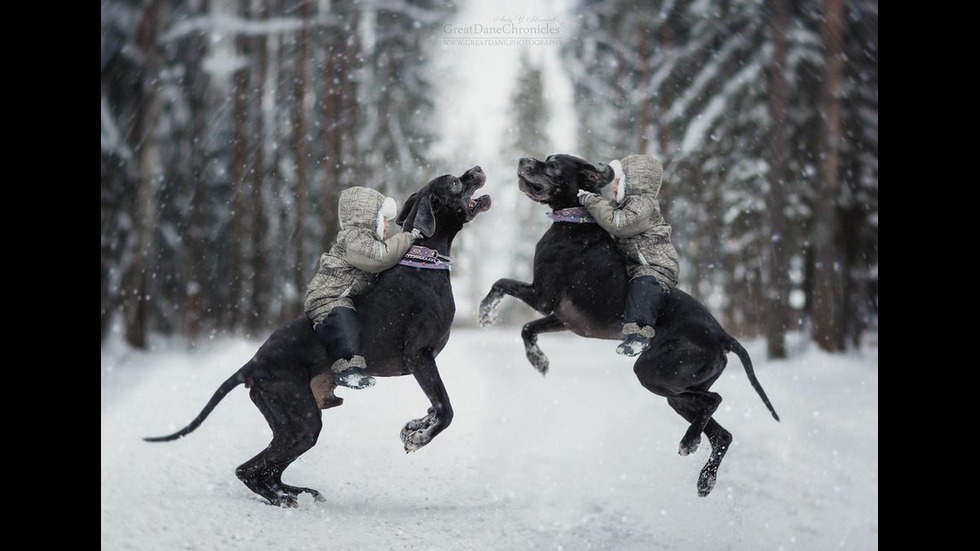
top-left (402, 411), bottom-right (437, 432)
top-left (402, 429), bottom-right (428, 453)
top-left (478, 293), bottom-right (502, 328)
top-left (401, 425), bottom-right (434, 453)
top-left (525, 343), bottom-right (549, 376)
top-left (697, 468), bottom-right (718, 497)
top-left (400, 411), bottom-right (438, 452)
top-left (271, 492), bottom-right (299, 508)
top-left (678, 433), bottom-right (701, 456)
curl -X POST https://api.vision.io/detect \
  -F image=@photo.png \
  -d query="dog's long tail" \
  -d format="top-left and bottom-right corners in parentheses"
top-left (728, 338), bottom-right (780, 422)
top-left (143, 368), bottom-right (248, 443)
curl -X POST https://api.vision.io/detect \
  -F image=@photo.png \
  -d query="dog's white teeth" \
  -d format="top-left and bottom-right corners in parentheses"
top-left (469, 200), bottom-right (476, 207)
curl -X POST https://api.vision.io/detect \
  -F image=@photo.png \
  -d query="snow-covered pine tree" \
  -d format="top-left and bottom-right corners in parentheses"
top-left (121, 0), bottom-right (169, 348)
top-left (561, 0), bottom-right (876, 351)
top-left (100, 0), bottom-right (456, 346)
top-left (838, 0), bottom-right (877, 346)
top-left (316, 0), bottom-right (360, 254)
top-left (101, 0), bottom-right (141, 341)
top-left (799, 0), bottom-right (877, 350)
top-left (356, 1), bottom-right (456, 197)
top-left (562, 0), bottom-right (652, 160)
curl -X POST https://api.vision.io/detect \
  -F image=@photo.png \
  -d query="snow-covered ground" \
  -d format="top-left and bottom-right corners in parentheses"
top-left (101, 329), bottom-right (877, 550)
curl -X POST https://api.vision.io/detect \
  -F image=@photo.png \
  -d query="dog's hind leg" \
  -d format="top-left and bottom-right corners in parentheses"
top-left (236, 380), bottom-right (324, 507)
top-left (696, 419), bottom-right (732, 497)
top-left (635, 345), bottom-right (725, 457)
top-left (666, 394), bottom-right (730, 497)
top-left (521, 314), bottom-right (567, 375)
top-left (480, 279), bottom-right (545, 327)
top-left (669, 390), bottom-right (722, 457)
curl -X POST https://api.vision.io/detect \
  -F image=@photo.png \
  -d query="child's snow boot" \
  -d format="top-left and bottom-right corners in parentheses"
top-left (617, 276), bottom-right (665, 357)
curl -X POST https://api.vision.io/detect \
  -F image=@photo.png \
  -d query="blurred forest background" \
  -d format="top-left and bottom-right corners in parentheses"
top-left (101, 0), bottom-right (877, 358)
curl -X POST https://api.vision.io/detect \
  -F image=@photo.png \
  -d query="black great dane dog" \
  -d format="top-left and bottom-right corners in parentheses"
top-left (146, 167), bottom-right (491, 507)
top-left (479, 155), bottom-right (778, 497)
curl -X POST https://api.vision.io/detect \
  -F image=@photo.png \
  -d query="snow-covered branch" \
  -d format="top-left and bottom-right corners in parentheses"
top-left (161, 13), bottom-right (342, 43)
top-left (679, 60), bottom-right (762, 154)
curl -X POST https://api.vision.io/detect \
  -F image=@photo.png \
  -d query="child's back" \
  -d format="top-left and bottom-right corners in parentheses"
top-left (580, 155), bottom-right (679, 356)
top-left (305, 187), bottom-right (418, 404)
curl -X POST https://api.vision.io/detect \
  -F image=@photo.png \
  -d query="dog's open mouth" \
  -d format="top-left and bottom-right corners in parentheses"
top-left (470, 194), bottom-right (491, 212)
top-left (457, 166), bottom-right (490, 219)
top-left (462, 170), bottom-right (491, 216)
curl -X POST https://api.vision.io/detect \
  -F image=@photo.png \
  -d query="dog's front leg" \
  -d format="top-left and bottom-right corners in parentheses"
top-left (400, 353), bottom-right (453, 453)
top-left (479, 278), bottom-right (545, 327)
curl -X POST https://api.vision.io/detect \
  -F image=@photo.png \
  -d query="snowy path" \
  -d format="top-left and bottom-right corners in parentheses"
top-left (101, 329), bottom-right (877, 550)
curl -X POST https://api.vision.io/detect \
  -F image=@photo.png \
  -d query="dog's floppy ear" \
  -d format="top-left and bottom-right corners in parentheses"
top-left (396, 192), bottom-right (419, 227)
top-left (396, 191), bottom-right (436, 237)
top-left (581, 162), bottom-right (613, 191)
top-left (413, 195), bottom-right (436, 238)
top-left (594, 162), bottom-right (615, 184)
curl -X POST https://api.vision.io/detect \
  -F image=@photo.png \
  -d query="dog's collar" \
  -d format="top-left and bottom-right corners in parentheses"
top-left (398, 245), bottom-right (453, 270)
top-left (547, 207), bottom-right (596, 224)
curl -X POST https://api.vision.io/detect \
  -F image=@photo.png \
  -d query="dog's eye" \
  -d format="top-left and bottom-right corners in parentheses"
top-left (450, 179), bottom-right (462, 194)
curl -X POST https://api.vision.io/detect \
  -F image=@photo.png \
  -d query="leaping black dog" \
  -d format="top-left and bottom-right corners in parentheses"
top-left (146, 167), bottom-right (491, 507)
top-left (480, 155), bottom-right (778, 497)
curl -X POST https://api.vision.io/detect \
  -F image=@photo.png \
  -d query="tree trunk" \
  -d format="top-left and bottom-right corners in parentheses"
top-left (812, 0), bottom-right (846, 351)
top-left (839, 205), bottom-right (861, 347)
top-left (122, 0), bottom-right (166, 349)
top-left (340, 6), bottom-right (360, 197)
top-left (184, 0), bottom-right (211, 347)
top-left (764, 0), bottom-right (790, 359)
top-left (229, 0), bottom-right (250, 329)
top-left (292, 0), bottom-right (312, 316)
top-left (320, 7), bottom-right (344, 252)
top-left (637, 23), bottom-right (653, 156)
top-left (247, 0), bottom-right (270, 336)
top-left (658, 19), bottom-right (673, 159)
top-left (656, 17), bottom-right (674, 229)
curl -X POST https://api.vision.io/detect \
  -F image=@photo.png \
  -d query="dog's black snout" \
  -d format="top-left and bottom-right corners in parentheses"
top-left (518, 158), bottom-right (538, 176)
top-left (464, 166), bottom-right (486, 186)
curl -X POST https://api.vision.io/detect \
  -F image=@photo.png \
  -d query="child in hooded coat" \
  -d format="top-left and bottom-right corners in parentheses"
top-left (305, 186), bottom-right (419, 408)
top-left (578, 155), bottom-right (680, 356)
